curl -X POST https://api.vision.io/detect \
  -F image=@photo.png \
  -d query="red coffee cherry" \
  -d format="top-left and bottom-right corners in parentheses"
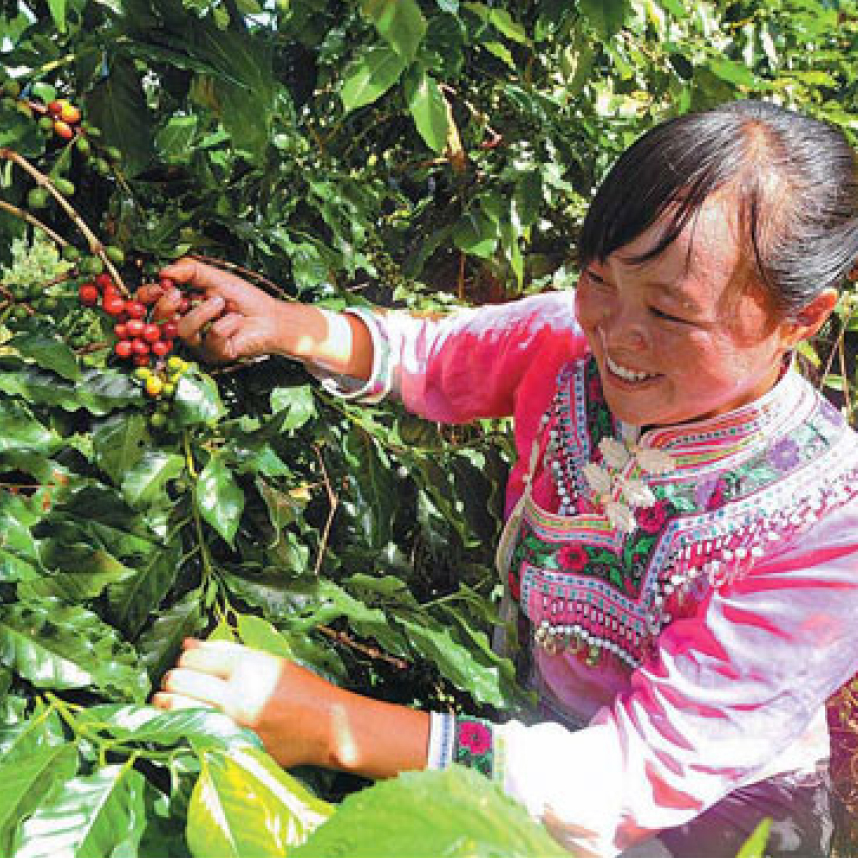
top-left (132, 339), bottom-right (150, 356)
top-left (79, 283), bottom-right (99, 306)
top-left (102, 296), bottom-right (126, 317)
top-left (126, 319), bottom-right (144, 338)
top-left (96, 274), bottom-right (114, 291)
top-left (114, 323), bottom-right (128, 339)
top-left (152, 339), bottom-right (171, 357)
top-left (142, 324), bottom-right (160, 343)
top-left (133, 354), bottom-right (150, 367)
top-left (115, 340), bottom-right (133, 358)
top-left (162, 321), bottom-right (179, 340)
top-left (125, 301), bottom-right (146, 319)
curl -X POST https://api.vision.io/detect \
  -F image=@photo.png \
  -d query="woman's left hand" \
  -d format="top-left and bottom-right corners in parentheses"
top-left (152, 638), bottom-right (432, 777)
top-left (152, 638), bottom-right (338, 769)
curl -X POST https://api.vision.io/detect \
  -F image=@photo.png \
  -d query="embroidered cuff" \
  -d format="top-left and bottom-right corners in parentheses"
top-left (453, 716), bottom-right (496, 779)
top-left (314, 307), bottom-right (393, 404)
top-left (427, 711), bottom-right (456, 770)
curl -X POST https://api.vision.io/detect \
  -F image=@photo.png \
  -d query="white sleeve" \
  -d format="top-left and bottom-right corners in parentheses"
top-left (495, 504), bottom-right (858, 856)
top-left (310, 292), bottom-right (585, 422)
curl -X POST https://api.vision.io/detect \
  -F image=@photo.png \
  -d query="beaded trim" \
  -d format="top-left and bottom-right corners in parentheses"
top-left (510, 358), bottom-right (858, 669)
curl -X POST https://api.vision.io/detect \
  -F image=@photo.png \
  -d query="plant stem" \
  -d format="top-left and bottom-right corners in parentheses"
top-left (0, 199), bottom-right (69, 247)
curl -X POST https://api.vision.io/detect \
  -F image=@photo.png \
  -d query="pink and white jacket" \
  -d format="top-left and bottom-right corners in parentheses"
top-left (316, 291), bottom-right (858, 857)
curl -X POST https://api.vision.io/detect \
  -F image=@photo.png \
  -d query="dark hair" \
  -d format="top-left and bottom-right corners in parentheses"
top-left (577, 99), bottom-right (858, 318)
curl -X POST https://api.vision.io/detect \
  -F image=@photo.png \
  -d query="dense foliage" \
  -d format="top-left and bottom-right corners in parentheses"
top-left (1, 0), bottom-right (857, 855)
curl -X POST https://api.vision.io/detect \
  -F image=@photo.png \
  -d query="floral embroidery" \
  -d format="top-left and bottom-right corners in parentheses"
top-left (454, 717), bottom-right (494, 777)
top-left (557, 544), bottom-right (589, 572)
top-left (507, 357), bottom-right (858, 670)
top-left (636, 498), bottom-right (671, 534)
top-left (769, 437), bottom-right (801, 470)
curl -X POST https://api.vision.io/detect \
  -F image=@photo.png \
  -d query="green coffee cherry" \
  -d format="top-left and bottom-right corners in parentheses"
top-left (82, 256), bottom-right (104, 275)
top-left (54, 178), bottom-right (75, 197)
top-left (62, 244), bottom-right (81, 262)
top-left (105, 245), bottom-right (125, 264)
top-left (2, 79), bottom-right (20, 98)
top-left (26, 187), bottom-right (49, 209)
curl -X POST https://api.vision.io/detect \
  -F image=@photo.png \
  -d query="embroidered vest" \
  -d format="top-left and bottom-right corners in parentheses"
top-left (497, 357), bottom-right (858, 670)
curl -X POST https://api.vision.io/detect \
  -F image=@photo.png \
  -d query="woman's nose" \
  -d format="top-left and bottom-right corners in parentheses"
top-left (600, 307), bottom-right (649, 351)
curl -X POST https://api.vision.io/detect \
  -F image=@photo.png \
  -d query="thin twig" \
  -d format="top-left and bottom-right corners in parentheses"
top-left (316, 624), bottom-right (408, 670)
top-left (0, 199), bottom-right (69, 247)
top-left (312, 444), bottom-right (338, 577)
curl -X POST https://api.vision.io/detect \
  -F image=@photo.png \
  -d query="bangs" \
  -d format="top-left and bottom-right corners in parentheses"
top-left (577, 112), bottom-right (752, 268)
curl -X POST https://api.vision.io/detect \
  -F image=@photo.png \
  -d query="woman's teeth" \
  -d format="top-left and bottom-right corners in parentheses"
top-left (606, 355), bottom-right (656, 382)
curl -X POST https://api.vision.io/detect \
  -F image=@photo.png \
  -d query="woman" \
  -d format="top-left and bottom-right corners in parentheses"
top-left (151, 100), bottom-right (858, 857)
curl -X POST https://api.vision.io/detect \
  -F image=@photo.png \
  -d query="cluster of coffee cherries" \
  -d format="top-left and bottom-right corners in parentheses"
top-left (78, 274), bottom-right (179, 368)
top-left (42, 98), bottom-right (81, 141)
top-left (134, 356), bottom-right (190, 430)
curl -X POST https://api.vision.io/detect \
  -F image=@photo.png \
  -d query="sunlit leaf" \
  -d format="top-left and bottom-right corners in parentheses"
top-left (186, 746), bottom-right (332, 856)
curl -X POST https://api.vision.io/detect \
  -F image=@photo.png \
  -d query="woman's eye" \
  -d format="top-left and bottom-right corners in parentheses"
top-left (584, 269), bottom-right (607, 285)
top-left (650, 306), bottom-right (687, 324)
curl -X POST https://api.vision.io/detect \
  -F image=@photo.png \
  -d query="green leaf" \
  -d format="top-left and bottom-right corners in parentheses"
top-left (157, 115), bottom-right (199, 159)
top-left (12, 764), bottom-right (147, 858)
top-left (186, 746), bottom-right (332, 857)
top-left (74, 703), bottom-right (261, 753)
top-left (708, 57), bottom-right (758, 87)
top-left (105, 541), bottom-right (182, 638)
top-left (137, 589), bottom-right (204, 682)
top-left (294, 766), bottom-right (566, 857)
top-left (736, 818), bottom-right (772, 858)
top-left (0, 704), bottom-right (66, 763)
top-left (0, 599), bottom-right (149, 701)
top-left (86, 57), bottom-right (155, 178)
top-left (174, 373), bottom-right (226, 427)
top-left (197, 454), bottom-right (245, 546)
top-left (0, 366), bottom-right (139, 415)
top-left (361, 0), bottom-right (427, 63)
top-left (120, 450), bottom-right (185, 509)
top-left (7, 334), bottom-right (80, 381)
top-left (341, 45), bottom-right (408, 112)
top-left (404, 67), bottom-right (449, 154)
top-left (579, 0), bottom-right (630, 38)
top-left (19, 547), bottom-right (136, 602)
top-left (46, 0), bottom-right (67, 32)
top-left (0, 743), bottom-right (78, 856)
top-left (489, 8), bottom-right (528, 44)
top-left (0, 401), bottom-right (59, 456)
top-left (269, 384), bottom-right (317, 430)
top-left (452, 210), bottom-right (499, 258)
top-left (189, 25), bottom-right (276, 161)
top-left (512, 170), bottom-right (542, 231)
top-left (92, 412), bottom-right (148, 486)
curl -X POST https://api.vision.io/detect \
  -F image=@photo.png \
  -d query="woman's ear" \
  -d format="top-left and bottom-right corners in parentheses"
top-left (782, 288), bottom-right (839, 347)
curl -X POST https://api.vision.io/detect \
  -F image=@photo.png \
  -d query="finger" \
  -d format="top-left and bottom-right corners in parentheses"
top-left (152, 287), bottom-right (184, 323)
top-left (177, 295), bottom-right (226, 346)
top-left (151, 691), bottom-right (219, 713)
top-left (162, 667), bottom-right (232, 711)
top-left (160, 258), bottom-right (250, 299)
top-left (204, 314), bottom-right (245, 361)
top-left (177, 641), bottom-right (244, 679)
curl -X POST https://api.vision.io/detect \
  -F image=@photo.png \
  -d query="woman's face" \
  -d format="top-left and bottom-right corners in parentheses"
top-left (575, 194), bottom-right (803, 428)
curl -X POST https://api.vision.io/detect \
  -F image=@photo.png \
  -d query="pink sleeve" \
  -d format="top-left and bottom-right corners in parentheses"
top-left (381, 291), bottom-right (587, 423)
top-left (496, 504), bottom-right (858, 856)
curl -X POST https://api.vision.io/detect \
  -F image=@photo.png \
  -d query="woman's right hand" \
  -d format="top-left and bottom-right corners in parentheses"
top-left (154, 258), bottom-right (289, 364)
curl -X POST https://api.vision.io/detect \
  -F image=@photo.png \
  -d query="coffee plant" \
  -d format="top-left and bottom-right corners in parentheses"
top-left (1, 1), bottom-right (857, 855)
